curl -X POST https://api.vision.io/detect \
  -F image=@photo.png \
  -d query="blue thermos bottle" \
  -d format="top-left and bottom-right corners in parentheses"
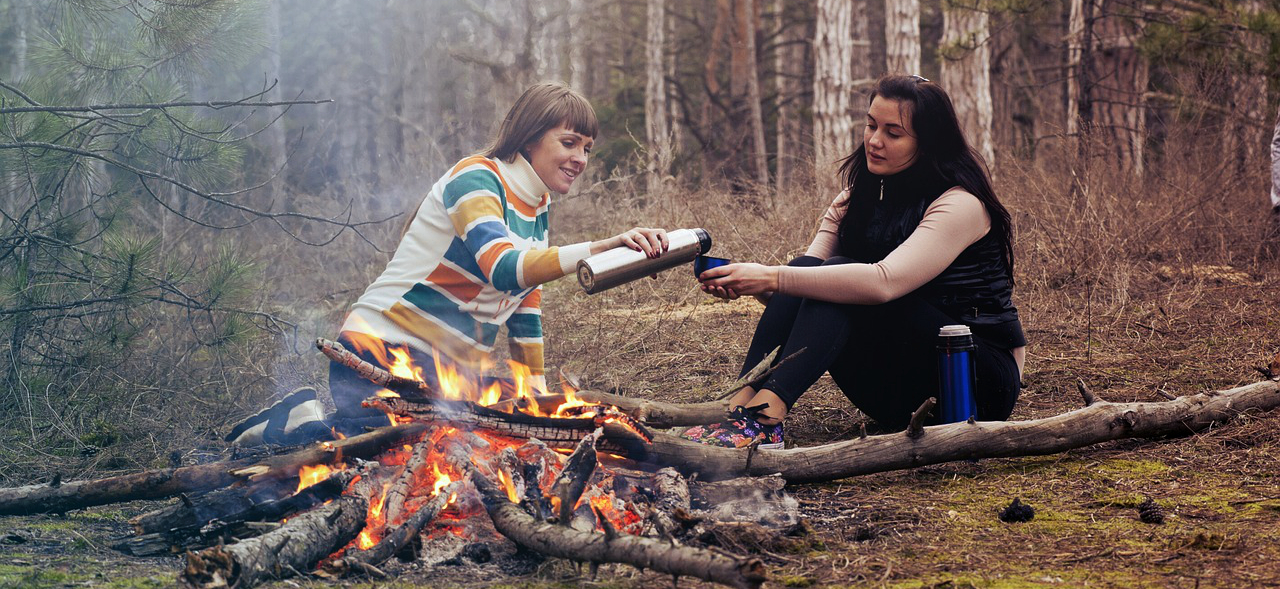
top-left (937, 325), bottom-right (977, 423)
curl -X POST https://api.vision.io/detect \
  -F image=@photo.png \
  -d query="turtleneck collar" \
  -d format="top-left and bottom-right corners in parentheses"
top-left (494, 153), bottom-right (552, 208)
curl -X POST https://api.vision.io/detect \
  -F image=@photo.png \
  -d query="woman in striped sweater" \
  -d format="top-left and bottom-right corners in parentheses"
top-left (328, 83), bottom-right (667, 431)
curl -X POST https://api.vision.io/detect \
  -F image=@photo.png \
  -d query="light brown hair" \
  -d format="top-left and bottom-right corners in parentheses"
top-left (483, 82), bottom-right (599, 162)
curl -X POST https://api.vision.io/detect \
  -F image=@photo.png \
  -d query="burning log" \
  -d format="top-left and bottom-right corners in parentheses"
top-left (324, 479), bottom-right (466, 578)
top-left (554, 428), bottom-right (600, 525)
top-left (181, 473), bottom-right (378, 589)
top-left (471, 470), bottom-right (767, 589)
top-left (646, 379), bottom-right (1280, 483)
top-left (503, 390), bottom-right (726, 429)
top-left (371, 397), bottom-right (652, 459)
top-left (316, 337), bottom-right (435, 398)
top-left (0, 423), bottom-right (426, 515)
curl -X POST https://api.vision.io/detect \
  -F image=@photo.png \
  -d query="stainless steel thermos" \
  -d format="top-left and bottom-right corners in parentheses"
top-left (577, 228), bottom-right (712, 294)
top-left (937, 324), bottom-right (977, 423)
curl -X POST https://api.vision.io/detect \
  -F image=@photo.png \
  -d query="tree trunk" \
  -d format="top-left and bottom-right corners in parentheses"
top-left (263, 0), bottom-right (288, 200)
top-left (773, 0), bottom-right (804, 192)
top-left (885, 0), bottom-right (921, 74)
top-left (645, 0), bottom-right (673, 194)
top-left (1090, 0), bottom-right (1147, 175)
top-left (568, 0), bottom-right (588, 92)
top-left (741, 0), bottom-right (770, 191)
top-left (1224, 0), bottom-right (1267, 175)
top-left (940, 0), bottom-right (995, 167)
top-left (813, 0), bottom-right (855, 191)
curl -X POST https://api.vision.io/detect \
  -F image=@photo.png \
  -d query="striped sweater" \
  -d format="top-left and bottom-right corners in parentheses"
top-left (343, 154), bottom-right (592, 376)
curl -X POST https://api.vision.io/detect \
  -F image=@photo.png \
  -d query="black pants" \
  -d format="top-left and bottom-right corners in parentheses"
top-left (742, 256), bottom-right (1020, 429)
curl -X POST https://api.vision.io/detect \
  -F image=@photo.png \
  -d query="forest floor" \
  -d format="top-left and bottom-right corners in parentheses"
top-left (3, 258), bottom-right (1278, 589)
top-left (3, 181), bottom-right (1280, 588)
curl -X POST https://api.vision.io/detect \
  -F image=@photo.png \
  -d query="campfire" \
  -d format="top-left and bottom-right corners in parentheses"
top-left (171, 335), bottom-right (769, 589)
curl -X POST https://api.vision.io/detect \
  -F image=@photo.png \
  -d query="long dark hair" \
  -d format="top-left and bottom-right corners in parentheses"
top-left (836, 75), bottom-right (1014, 277)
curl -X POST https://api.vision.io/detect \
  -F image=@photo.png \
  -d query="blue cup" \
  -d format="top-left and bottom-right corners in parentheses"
top-left (693, 255), bottom-right (730, 278)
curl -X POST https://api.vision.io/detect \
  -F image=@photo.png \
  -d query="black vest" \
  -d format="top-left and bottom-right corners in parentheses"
top-left (839, 174), bottom-right (1026, 349)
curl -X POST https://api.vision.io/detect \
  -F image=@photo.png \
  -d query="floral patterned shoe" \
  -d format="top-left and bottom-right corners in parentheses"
top-left (680, 404), bottom-right (784, 450)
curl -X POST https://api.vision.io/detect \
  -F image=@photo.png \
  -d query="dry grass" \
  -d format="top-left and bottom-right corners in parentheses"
top-left (2, 136), bottom-right (1279, 587)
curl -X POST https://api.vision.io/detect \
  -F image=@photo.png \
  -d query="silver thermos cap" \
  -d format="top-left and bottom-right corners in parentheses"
top-left (577, 228), bottom-right (711, 294)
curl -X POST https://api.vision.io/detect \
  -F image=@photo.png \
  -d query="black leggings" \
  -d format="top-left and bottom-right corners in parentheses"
top-left (742, 256), bottom-right (1020, 429)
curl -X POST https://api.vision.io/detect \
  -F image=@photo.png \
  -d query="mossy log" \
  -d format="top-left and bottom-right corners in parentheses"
top-left (644, 380), bottom-right (1280, 483)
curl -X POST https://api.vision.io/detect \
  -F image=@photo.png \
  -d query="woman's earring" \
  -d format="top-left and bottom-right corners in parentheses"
top-left (879, 179), bottom-right (885, 201)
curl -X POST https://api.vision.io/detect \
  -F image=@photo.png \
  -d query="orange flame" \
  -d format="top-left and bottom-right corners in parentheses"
top-left (297, 464), bottom-right (334, 493)
top-left (552, 390), bottom-right (596, 418)
top-left (496, 469), bottom-right (519, 503)
top-left (480, 381), bottom-right (503, 407)
top-left (431, 463), bottom-right (453, 497)
top-left (357, 529), bottom-right (375, 550)
top-left (434, 354), bottom-right (476, 402)
top-left (388, 347), bottom-right (423, 381)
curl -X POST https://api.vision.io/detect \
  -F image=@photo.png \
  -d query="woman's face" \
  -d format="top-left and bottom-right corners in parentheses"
top-left (863, 96), bottom-right (919, 176)
top-left (524, 124), bottom-right (593, 194)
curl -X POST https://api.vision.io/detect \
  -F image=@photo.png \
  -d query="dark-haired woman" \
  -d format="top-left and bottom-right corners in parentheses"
top-left (684, 75), bottom-right (1025, 449)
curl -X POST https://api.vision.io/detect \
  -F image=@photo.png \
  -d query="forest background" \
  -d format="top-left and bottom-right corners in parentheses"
top-left (1, 0), bottom-right (1279, 586)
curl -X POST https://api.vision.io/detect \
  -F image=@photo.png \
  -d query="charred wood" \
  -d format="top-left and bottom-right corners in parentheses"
top-left (471, 470), bottom-right (767, 589)
top-left (555, 428), bottom-right (600, 525)
top-left (325, 479), bottom-right (466, 577)
top-left (0, 423), bottom-right (426, 515)
top-left (646, 380), bottom-right (1280, 483)
top-left (180, 475), bottom-right (376, 589)
top-left (116, 470), bottom-right (353, 556)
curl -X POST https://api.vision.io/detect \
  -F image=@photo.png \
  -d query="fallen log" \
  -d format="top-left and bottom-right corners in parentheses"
top-left (116, 469), bottom-right (356, 557)
top-left (180, 473), bottom-right (376, 589)
top-left (0, 423), bottom-right (427, 515)
top-left (471, 470), bottom-right (767, 589)
top-left (646, 380), bottom-right (1280, 483)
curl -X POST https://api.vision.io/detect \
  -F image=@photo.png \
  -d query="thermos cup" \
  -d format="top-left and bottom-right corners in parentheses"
top-left (937, 324), bottom-right (977, 423)
top-left (577, 228), bottom-right (712, 294)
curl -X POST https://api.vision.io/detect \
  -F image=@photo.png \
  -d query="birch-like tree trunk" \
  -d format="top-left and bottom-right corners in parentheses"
top-left (1067, 0), bottom-right (1093, 158)
top-left (742, 0), bottom-right (770, 190)
top-left (568, 0), bottom-right (587, 92)
top-left (940, 0), bottom-right (994, 166)
top-left (645, 0), bottom-right (672, 194)
top-left (885, 0), bottom-right (921, 74)
top-left (774, 0), bottom-right (804, 192)
top-left (813, 0), bottom-right (855, 190)
top-left (263, 0), bottom-right (288, 200)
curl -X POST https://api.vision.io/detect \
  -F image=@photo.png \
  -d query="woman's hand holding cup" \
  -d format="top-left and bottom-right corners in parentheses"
top-left (698, 262), bottom-right (779, 300)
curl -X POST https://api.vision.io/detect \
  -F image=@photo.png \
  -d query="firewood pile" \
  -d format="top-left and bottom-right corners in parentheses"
top-left (0, 337), bottom-right (1276, 589)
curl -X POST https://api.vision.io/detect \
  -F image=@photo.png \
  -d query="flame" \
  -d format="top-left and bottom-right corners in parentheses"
top-left (552, 390), bottom-right (596, 418)
top-left (431, 463), bottom-right (453, 497)
top-left (297, 464), bottom-right (334, 493)
top-left (496, 469), bottom-right (519, 503)
top-left (330, 429), bottom-right (346, 440)
top-left (434, 354), bottom-right (476, 401)
top-left (388, 347), bottom-right (423, 381)
top-left (375, 388), bottom-right (400, 399)
top-left (590, 495), bottom-right (643, 534)
top-left (508, 360), bottom-right (546, 410)
top-left (357, 529), bottom-right (375, 550)
top-left (480, 381), bottom-right (502, 407)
